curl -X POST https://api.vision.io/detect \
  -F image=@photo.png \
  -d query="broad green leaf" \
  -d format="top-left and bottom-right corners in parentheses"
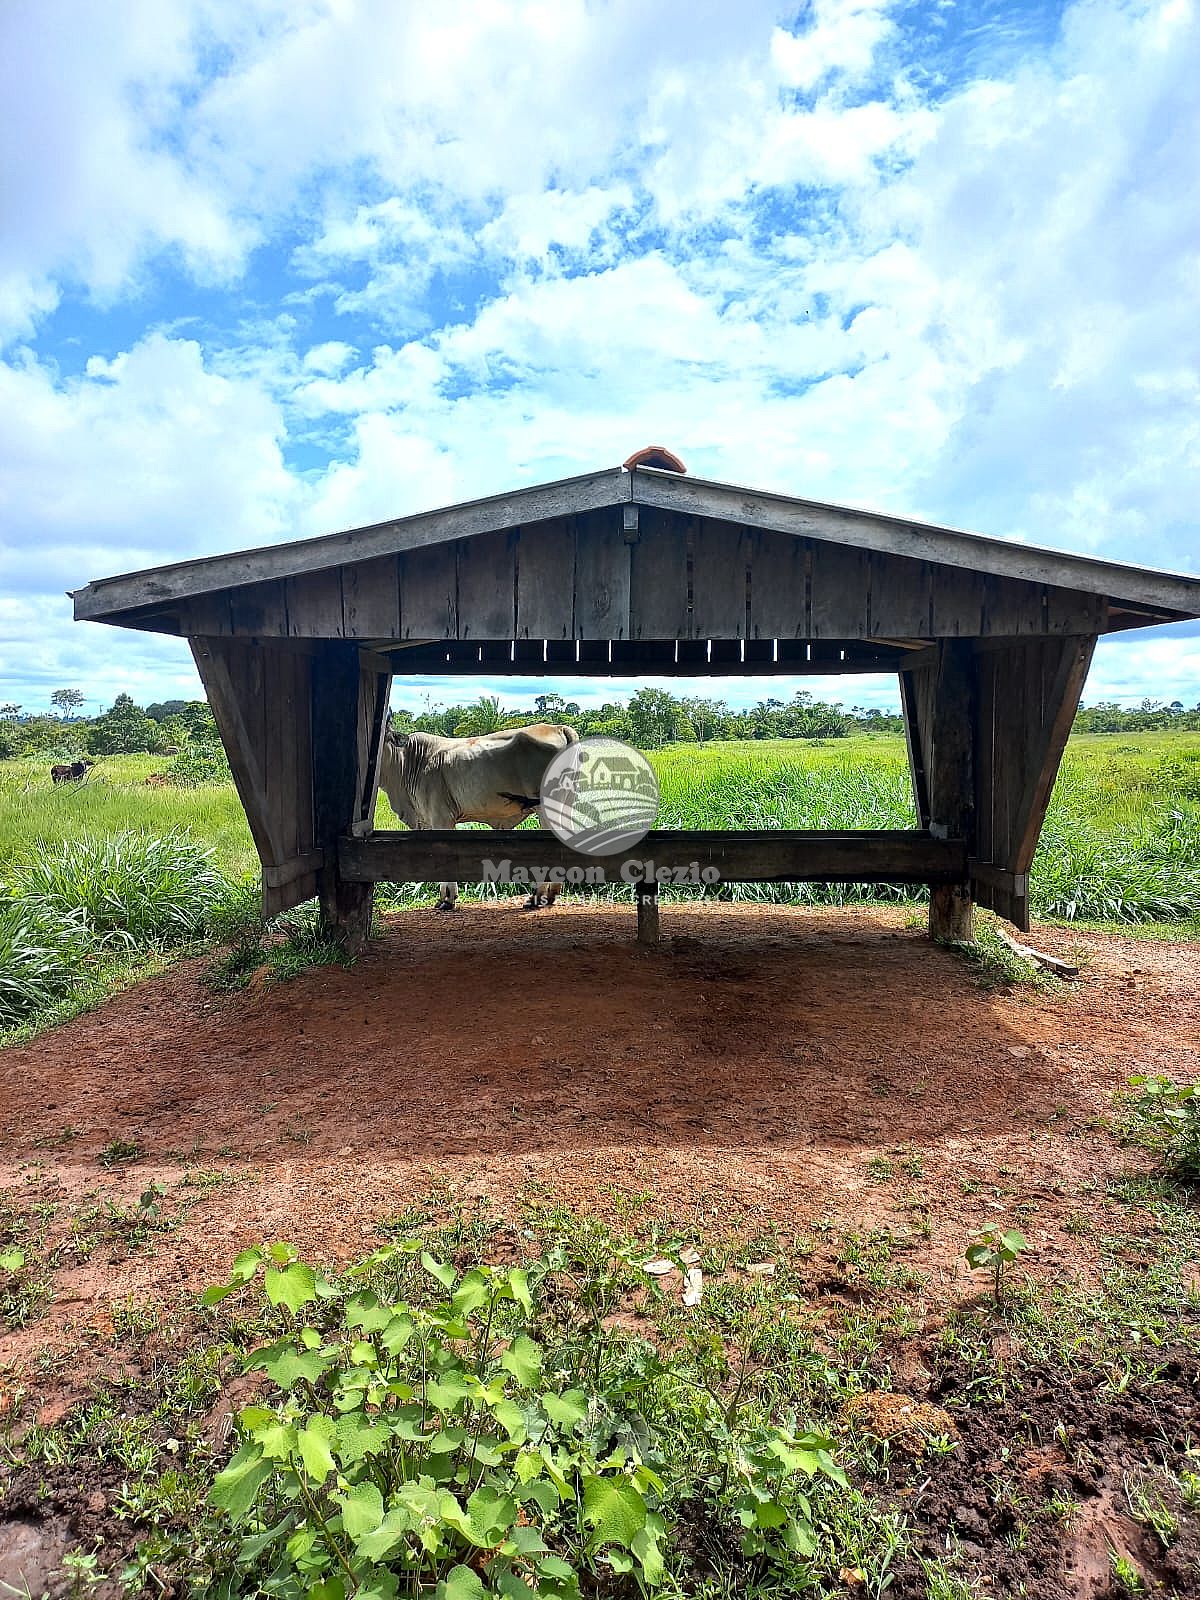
top-left (199, 1280), bottom-right (238, 1306)
top-left (537, 1554), bottom-right (575, 1580)
top-left (211, 1443), bottom-right (272, 1522)
top-left (307, 1581), bottom-right (347, 1600)
top-left (754, 1499), bottom-right (789, 1528)
top-left (336, 1412), bottom-right (386, 1464)
top-left (634, 1511), bottom-right (667, 1583)
top-left (380, 1313), bottom-right (415, 1354)
top-left (264, 1261), bottom-right (317, 1315)
top-left (1000, 1229), bottom-right (1027, 1254)
top-left (354, 1577), bottom-right (399, 1600)
top-left (252, 1345), bottom-right (328, 1390)
top-left (297, 1414), bottom-right (338, 1483)
top-left (491, 1397), bottom-right (528, 1440)
top-left (426, 1373), bottom-right (472, 1411)
top-left (337, 1480), bottom-right (385, 1541)
top-left (541, 1389), bottom-right (587, 1429)
top-left (965, 1243), bottom-right (993, 1269)
top-left (466, 1483), bottom-right (518, 1540)
top-left (421, 1251), bottom-right (456, 1290)
top-left (266, 1241), bottom-right (297, 1265)
top-left (236, 1511), bottom-right (294, 1563)
top-left (521, 1479), bottom-right (560, 1516)
top-left (452, 1270), bottom-right (491, 1317)
top-left (346, 1291), bottom-right (393, 1333)
top-left (253, 1418), bottom-right (298, 1462)
top-left (582, 1474), bottom-right (646, 1550)
top-left (232, 1246), bottom-right (264, 1280)
top-left (439, 1567), bottom-right (485, 1600)
top-left (507, 1268), bottom-right (532, 1314)
top-left (500, 1334), bottom-right (542, 1387)
top-left (437, 1493), bottom-right (491, 1549)
top-left (355, 1509), bottom-right (416, 1563)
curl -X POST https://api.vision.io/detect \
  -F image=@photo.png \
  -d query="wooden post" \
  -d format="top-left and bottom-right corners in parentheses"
top-left (636, 883), bottom-right (660, 945)
top-left (312, 642), bottom-right (375, 954)
top-left (927, 639), bottom-right (976, 943)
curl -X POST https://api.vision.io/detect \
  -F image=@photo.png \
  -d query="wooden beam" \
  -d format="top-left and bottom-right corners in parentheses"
top-left (925, 639), bottom-right (977, 942)
top-left (75, 469), bottom-right (629, 619)
top-left (629, 467), bottom-right (1200, 617)
top-left (312, 642), bottom-right (375, 953)
top-left (636, 883), bottom-right (660, 945)
top-left (381, 639), bottom-right (912, 676)
top-left (339, 829), bottom-right (967, 885)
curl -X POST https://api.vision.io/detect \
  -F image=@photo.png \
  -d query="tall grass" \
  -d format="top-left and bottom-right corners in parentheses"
top-left (7, 830), bottom-right (230, 946)
top-left (0, 899), bottom-right (91, 1031)
top-left (2, 733), bottom-right (1198, 935)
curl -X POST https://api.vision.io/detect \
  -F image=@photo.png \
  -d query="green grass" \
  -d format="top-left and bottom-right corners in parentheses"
top-left (2, 732), bottom-right (1199, 929)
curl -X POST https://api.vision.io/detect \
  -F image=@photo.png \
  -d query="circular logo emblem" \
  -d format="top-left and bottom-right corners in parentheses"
top-left (539, 737), bottom-right (659, 855)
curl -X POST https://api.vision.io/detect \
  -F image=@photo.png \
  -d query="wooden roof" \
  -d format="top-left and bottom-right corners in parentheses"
top-left (74, 462), bottom-right (1200, 627)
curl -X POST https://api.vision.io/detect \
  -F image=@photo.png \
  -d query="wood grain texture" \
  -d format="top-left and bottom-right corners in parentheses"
top-left (341, 829), bottom-right (967, 885)
top-left (400, 541), bottom-right (457, 638)
top-left (516, 519), bottom-right (575, 639)
top-left (574, 508), bottom-right (630, 639)
top-left (629, 506), bottom-right (688, 639)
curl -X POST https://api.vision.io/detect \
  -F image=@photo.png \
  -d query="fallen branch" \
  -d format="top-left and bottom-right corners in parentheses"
top-left (994, 925), bottom-right (1079, 979)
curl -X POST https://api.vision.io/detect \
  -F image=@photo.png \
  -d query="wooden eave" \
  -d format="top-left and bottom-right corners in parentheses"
top-left (73, 463), bottom-right (1200, 629)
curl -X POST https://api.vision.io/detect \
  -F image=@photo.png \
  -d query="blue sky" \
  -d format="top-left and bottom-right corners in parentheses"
top-left (2, 0), bottom-right (1198, 717)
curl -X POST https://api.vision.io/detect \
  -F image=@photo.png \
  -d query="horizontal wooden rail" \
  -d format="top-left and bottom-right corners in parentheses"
top-left (339, 829), bottom-right (967, 885)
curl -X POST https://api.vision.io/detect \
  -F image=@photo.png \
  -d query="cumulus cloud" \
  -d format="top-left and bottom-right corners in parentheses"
top-left (1, 0), bottom-right (1197, 710)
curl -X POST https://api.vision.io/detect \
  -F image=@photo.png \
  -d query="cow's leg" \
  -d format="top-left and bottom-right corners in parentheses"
top-left (436, 880), bottom-right (458, 911)
top-left (525, 815), bottom-right (562, 909)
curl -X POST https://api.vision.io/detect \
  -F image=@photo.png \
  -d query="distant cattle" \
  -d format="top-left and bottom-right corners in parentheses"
top-left (50, 759), bottom-right (92, 783)
top-left (379, 723), bottom-right (578, 910)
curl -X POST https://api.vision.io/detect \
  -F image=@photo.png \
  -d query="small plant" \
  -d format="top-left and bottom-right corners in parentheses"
top-left (965, 1225), bottom-right (1027, 1303)
top-left (100, 1137), bottom-right (145, 1167)
top-left (1110, 1548), bottom-right (1144, 1592)
top-left (196, 1239), bottom-right (845, 1596)
top-left (1122, 1076), bottom-right (1200, 1181)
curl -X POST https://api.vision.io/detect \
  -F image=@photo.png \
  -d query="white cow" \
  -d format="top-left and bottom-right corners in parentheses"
top-left (378, 723), bottom-right (578, 910)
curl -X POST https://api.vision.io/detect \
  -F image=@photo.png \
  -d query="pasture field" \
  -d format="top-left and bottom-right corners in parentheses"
top-left (2, 730), bottom-right (1199, 926)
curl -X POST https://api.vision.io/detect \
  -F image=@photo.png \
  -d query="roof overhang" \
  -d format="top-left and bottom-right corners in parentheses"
top-left (73, 463), bottom-right (1200, 627)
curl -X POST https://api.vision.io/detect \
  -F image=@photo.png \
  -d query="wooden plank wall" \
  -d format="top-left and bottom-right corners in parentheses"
top-left (177, 509), bottom-right (1108, 645)
top-left (970, 636), bottom-right (1096, 929)
top-left (190, 639), bottom-right (321, 916)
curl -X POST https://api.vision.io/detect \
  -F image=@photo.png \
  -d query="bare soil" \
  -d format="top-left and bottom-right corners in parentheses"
top-left (2, 901), bottom-right (1199, 1596)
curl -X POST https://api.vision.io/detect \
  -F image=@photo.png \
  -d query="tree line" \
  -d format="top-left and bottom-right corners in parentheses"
top-left (2, 684), bottom-right (1197, 762)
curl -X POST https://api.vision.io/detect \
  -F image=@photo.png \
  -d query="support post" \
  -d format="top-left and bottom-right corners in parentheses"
top-left (312, 642), bottom-right (375, 954)
top-left (636, 883), bottom-right (660, 945)
top-left (926, 639), bottom-right (976, 943)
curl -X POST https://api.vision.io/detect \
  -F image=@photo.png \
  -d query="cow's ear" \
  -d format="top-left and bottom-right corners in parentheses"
top-left (390, 731), bottom-right (411, 749)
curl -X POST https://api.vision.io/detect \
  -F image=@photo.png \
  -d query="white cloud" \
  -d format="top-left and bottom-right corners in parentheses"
top-left (0, 333), bottom-right (296, 594)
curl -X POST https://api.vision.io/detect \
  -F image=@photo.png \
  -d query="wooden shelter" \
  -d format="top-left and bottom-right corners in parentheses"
top-left (74, 460), bottom-right (1200, 950)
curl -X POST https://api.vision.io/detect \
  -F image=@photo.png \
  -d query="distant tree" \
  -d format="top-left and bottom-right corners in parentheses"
top-left (0, 704), bottom-right (20, 719)
top-left (452, 695), bottom-right (523, 736)
top-left (87, 693), bottom-right (161, 755)
top-left (627, 687), bottom-right (680, 748)
top-left (51, 688), bottom-right (85, 718)
top-left (681, 696), bottom-right (728, 742)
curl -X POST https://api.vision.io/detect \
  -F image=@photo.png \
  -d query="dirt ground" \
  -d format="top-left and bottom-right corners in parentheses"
top-left (2, 901), bottom-right (1197, 1353)
top-left (2, 902), bottom-right (1199, 1597)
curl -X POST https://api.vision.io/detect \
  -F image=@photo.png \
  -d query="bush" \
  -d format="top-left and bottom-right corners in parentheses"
top-left (167, 738), bottom-right (232, 787)
top-left (1122, 1076), bottom-right (1200, 1182)
top-left (195, 1240), bottom-right (845, 1597)
top-left (7, 830), bottom-right (232, 946)
top-left (0, 896), bottom-right (91, 1030)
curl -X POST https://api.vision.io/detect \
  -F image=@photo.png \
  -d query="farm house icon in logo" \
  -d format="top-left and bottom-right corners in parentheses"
top-left (539, 737), bottom-right (660, 855)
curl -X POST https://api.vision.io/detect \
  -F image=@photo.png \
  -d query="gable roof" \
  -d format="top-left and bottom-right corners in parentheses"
top-left (73, 462), bottom-right (1200, 623)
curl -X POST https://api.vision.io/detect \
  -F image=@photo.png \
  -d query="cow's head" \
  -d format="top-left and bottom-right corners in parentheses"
top-left (379, 730), bottom-right (421, 828)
